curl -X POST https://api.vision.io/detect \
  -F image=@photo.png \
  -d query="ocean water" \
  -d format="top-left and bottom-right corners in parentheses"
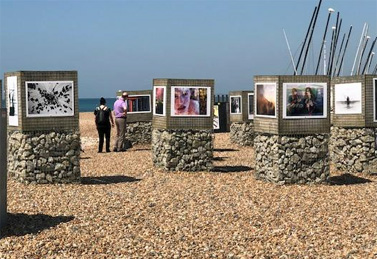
top-left (79, 98), bottom-right (117, 112)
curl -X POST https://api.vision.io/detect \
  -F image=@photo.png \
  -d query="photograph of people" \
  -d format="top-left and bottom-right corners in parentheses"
top-left (173, 87), bottom-right (199, 115)
top-left (287, 88), bottom-right (303, 116)
top-left (230, 97), bottom-right (241, 114)
top-left (304, 87), bottom-right (317, 116)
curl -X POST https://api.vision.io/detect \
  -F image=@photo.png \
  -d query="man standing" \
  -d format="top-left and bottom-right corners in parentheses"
top-left (113, 92), bottom-right (128, 152)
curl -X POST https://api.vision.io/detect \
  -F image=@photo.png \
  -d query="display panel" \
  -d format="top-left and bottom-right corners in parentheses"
top-left (26, 81), bottom-right (74, 117)
top-left (171, 87), bottom-right (211, 116)
top-left (334, 82), bottom-right (362, 114)
top-left (374, 78), bottom-right (377, 122)
top-left (230, 96), bottom-right (242, 114)
top-left (283, 83), bottom-right (327, 119)
top-left (255, 83), bottom-right (276, 118)
top-left (213, 104), bottom-right (219, 129)
top-left (153, 86), bottom-right (166, 116)
top-left (127, 95), bottom-right (151, 113)
top-left (248, 93), bottom-right (254, 119)
top-left (7, 76), bottom-right (18, 126)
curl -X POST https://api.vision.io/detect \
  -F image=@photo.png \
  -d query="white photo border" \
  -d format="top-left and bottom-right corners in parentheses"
top-left (229, 95), bottom-right (242, 115)
top-left (127, 94), bottom-right (152, 114)
top-left (247, 93), bottom-right (254, 120)
top-left (334, 82), bottom-right (362, 115)
top-left (25, 81), bottom-right (75, 118)
top-left (170, 86), bottom-right (211, 117)
top-left (373, 78), bottom-right (377, 122)
top-left (254, 82), bottom-right (277, 118)
top-left (153, 86), bottom-right (166, 116)
top-left (282, 82), bottom-right (327, 119)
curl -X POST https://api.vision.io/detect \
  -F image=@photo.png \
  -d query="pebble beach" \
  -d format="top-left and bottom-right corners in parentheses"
top-left (0, 112), bottom-right (377, 258)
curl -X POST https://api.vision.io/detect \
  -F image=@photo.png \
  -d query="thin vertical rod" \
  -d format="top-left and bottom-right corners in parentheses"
top-left (300, 0), bottom-right (322, 75)
top-left (333, 33), bottom-right (345, 76)
top-left (295, 6), bottom-right (317, 75)
top-left (315, 10), bottom-right (332, 75)
top-left (337, 25), bottom-right (353, 77)
top-left (351, 23), bottom-right (367, 75)
top-left (328, 13), bottom-right (340, 76)
top-left (357, 36), bottom-right (370, 75)
top-left (362, 37), bottom-right (377, 74)
top-left (283, 29), bottom-right (297, 74)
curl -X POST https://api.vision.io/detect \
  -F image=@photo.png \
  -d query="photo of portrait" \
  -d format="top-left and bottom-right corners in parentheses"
top-left (213, 104), bottom-right (219, 129)
top-left (256, 83), bottom-right (276, 117)
top-left (283, 83), bottom-right (327, 119)
top-left (230, 96), bottom-right (241, 114)
top-left (154, 86), bottom-right (166, 116)
top-left (7, 76), bottom-right (18, 126)
top-left (248, 93), bottom-right (254, 119)
top-left (26, 81), bottom-right (74, 117)
top-left (127, 95), bottom-right (151, 113)
top-left (171, 87), bottom-right (210, 116)
top-left (334, 83), bottom-right (362, 114)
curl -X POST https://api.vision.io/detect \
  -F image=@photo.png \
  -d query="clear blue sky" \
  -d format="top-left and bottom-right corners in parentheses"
top-left (0, 0), bottom-right (376, 98)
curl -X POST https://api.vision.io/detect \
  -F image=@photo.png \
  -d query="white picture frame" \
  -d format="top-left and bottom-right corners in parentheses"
top-left (230, 95), bottom-right (242, 115)
top-left (127, 94), bottom-right (151, 114)
top-left (7, 76), bottom-right (18, 126)
top-left (334, 82), bottom-right (362, 115)
top-left (282, 82), bottom-right (327, 119)
top-left (153, 86), bottom-right (166, 116)
top-left (170, 86), bottom-right (211, 117)
top-left (374, 78), bottom-right (377, 122)
top-left (25, 81), bottom-right (74, 117)
top-left (248, 93), bottom-right (254, 120)
top-left (255, 82), bottom-right (277, 118)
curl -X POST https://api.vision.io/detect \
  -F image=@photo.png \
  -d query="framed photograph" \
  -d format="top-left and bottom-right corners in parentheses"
top-left (171, 86), bottom-right (211, 117)
top-left (334, 83), bottom-right (362, 114)
top-left (255, 83), bottom-right (277, 118)
top-left (373, 78), bottom-right (377, 122)
top-left (153, 86), bottom-right (166, 116)
top-left (283, 83), bottom-right (327, 119)
top-left (213, 104), bottom-right (219, 129)
top-left (230, 96), bottom-right (242, 114)
top-left (127, 95), bottom-right (151, 113)
top-left (7, 76), bottom-right (18, 126)
top-left (248, 93), bottom-right (254, 119)
top-left (26, 81), bottom-right (74, 117)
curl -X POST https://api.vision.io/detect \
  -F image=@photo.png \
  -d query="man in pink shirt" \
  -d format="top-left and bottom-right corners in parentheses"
top-left (113, 92), bottom-right (128, 152)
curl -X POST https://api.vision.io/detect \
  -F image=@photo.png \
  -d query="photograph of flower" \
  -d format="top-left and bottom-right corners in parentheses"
top-left (283, 83), bottom-right (327, 119)
top-left (26, 81), bottom-right (74, 117)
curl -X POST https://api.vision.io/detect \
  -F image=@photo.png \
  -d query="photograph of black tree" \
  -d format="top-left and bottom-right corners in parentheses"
top-left (26, 81), bottom-right (74, 117)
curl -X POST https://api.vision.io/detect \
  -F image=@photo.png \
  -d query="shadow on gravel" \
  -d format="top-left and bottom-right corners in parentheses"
top-left (80, 156), bottom-right (91, 160)
top-left (213, 157), bottom-right (229, 161)
top-left (81, 175), bottom-right (141, 185)
top-left (212, 165), bottom-right (252, 173)
top-left (214, 148), bottom-right (239, 152)
top-left (1, 213), bottom-right (74, 238)
top-left (327, 173), bottom-right (372, 185)
top-left (130, 148), bottom-right (151, 152)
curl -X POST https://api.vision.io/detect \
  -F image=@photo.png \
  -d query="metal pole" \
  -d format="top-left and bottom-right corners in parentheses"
top-left (327, 27), bottom-right (336, 75)
top-left (283, 29), bottom-right (297, 74)
top-left (366, 52), bottom-right (375, 74)
top-left (315, 9), bottom-right (334, 75)
top-left (357, 36), bottom-right (370, 75)
top-left (362, 37), bottom-right (377, 74)
top-left (333, 33), bottom-right (345, 77)
top-left (328, 13), bottom-right (340, 76)
top-left (351, 23), bottom-right (367, 75)
top-left (337, 25), bottom-right (353, 77)
top-left (295, 6), bottom-right (317, 75)
top-left (300, 0), bottom-right (322, 75)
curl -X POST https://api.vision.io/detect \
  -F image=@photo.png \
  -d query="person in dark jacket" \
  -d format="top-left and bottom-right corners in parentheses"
top-left (94, 97), bottom-right (115, 153)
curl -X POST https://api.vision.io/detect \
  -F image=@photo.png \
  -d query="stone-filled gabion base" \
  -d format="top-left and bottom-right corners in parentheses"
top-left (254, 133), bottom-right (329, 184)
top-left (152, 128), bottom-right (213, 171)
top-left (230, 122), bottom-right (254, 146)
top-left (8, 131), bottom-right (81, 184)
top-left (330, 127), bottom-right (377, 173)
top-left (126, 121), bottom-right (152, 145)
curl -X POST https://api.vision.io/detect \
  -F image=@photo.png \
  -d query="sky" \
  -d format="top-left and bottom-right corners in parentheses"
top-left (0, 0), bottom-right (376, 98)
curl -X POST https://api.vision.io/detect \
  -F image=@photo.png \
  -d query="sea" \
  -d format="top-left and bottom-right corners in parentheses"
top-left (79, 98), bottom-right (117, 112)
